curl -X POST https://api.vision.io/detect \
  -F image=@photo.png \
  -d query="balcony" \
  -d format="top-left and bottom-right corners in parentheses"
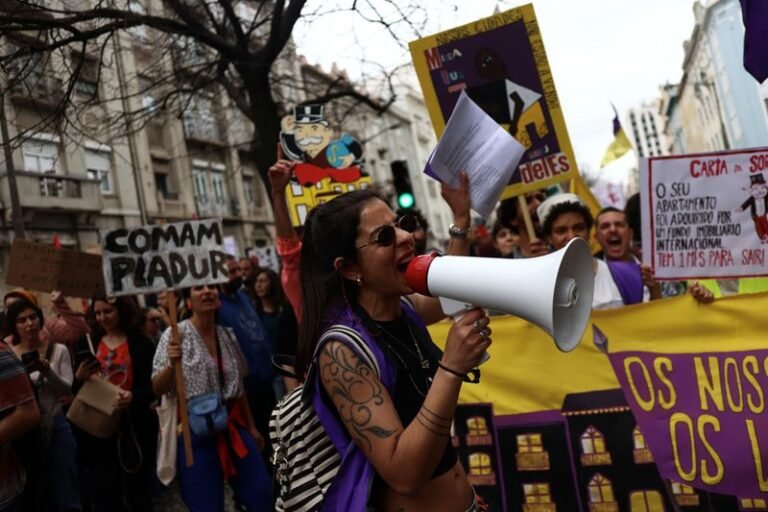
top-left (156, 191), bottom-right (188, 219)
top-left (3, 172), bottom-right (103, 212)
top-left (516, 452), bottom-right (551, 471)
top-left (633, 448), bottom-right (654, 464)
top-left (581, 452), bottom-right (612, 467)
top-left (9, 75), bottom-right (63, 107)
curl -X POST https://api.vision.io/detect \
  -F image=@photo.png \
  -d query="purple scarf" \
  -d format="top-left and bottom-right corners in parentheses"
top-left (309, 302), bottom-right (423, 511)
top-left (606, 260), bottom-right (644, 305)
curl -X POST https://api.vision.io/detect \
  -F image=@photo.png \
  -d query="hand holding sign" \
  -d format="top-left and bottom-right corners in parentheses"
top-left (269, 143), bottom-right (296, 194)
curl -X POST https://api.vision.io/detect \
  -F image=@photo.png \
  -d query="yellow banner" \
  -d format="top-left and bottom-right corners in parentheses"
top-left (427, 292), bottom-right (768, 414)
top-left (429, 293), bottom-right (768, 509)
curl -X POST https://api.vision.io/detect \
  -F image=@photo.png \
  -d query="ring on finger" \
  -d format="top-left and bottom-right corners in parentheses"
top-left (479, 328), bottom-right (490, 340)
top-left (473, 319), bottom-right (484, 333)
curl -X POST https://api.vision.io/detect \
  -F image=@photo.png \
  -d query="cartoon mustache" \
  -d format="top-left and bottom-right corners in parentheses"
top-left (297, 135), bottom-right (325, 147)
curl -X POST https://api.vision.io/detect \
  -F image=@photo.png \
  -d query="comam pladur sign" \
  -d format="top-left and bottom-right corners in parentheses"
top-left (101, 219), bottom-right (228, 296)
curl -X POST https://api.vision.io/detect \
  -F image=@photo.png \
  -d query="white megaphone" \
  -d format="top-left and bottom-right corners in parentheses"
top-left (405, 237), bottom-right (594, 354)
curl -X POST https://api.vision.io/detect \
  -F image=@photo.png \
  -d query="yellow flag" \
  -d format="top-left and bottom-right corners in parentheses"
top-left (600, 127), bottom-right (632, 168)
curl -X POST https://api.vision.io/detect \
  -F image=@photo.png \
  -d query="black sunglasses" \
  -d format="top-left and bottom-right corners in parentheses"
top-left (356, 214), bottom-right (420, 250)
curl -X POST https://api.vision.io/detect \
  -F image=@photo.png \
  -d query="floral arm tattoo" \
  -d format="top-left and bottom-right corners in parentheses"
top-left (320, 341), bottom-right (397, 451)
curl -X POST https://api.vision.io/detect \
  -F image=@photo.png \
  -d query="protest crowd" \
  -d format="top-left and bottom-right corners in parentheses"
top-left (1, 142), bottom-right (766, 512)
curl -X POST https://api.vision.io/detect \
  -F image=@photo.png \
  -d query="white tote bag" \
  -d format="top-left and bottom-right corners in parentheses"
top-left (156, 392), bottom-right (178, 485)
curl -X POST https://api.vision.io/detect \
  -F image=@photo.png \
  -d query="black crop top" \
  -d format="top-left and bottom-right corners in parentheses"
top-left (355, 306), bottom-right (458, 480)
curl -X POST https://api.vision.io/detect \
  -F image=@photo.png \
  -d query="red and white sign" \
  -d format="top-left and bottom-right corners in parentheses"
top-left (640, 148), bottom-right (768, 280)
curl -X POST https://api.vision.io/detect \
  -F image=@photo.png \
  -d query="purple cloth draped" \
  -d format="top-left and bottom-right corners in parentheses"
top-left (605, 260), bottom-right (644, 305)
top-left (309, 302), bottom-right (423, 511)
top-left (741, 0), bottom-right (768, 83)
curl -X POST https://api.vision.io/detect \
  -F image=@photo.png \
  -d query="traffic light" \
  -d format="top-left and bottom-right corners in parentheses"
top-left (390, 160), bottom-right (415, 210)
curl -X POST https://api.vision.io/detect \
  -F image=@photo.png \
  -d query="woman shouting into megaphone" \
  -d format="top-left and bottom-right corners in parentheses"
top-left (291, 174), bottom-right (491, 512)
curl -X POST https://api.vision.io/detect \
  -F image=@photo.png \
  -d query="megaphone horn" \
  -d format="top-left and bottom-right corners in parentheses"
top-left (405, 237), bottom-right (594, 352)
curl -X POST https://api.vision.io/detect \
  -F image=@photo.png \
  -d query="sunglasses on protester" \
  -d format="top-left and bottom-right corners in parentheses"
top-left (356, 214), bottom-right (420, 250)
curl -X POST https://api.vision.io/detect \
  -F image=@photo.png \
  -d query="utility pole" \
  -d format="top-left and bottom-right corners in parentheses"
top-left (0, 92), bottom-right (26, 239)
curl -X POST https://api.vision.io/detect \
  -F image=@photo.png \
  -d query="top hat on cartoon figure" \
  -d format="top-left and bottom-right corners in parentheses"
top-left (294, 104), bottom-right (328, 126)
top-left (750, 174), bottom-right (766, 186)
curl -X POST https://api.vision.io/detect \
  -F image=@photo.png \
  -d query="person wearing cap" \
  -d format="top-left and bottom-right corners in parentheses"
top-left (537, 193), bottom-right (657, 310)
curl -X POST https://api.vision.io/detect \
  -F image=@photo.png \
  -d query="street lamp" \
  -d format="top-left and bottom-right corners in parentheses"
top-left (693, 70), bottom-right (730, 150)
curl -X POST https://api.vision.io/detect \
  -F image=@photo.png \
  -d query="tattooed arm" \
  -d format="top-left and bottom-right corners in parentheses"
top-left (318, 340), bottom-right (465, 496)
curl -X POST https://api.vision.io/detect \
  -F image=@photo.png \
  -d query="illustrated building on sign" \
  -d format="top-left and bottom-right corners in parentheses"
top-left (285, 177), bottom-right (372, 226)
top-left (562, 390), bottom-right (675, 512)
top-left (456, 390), bottom-right (752, 510)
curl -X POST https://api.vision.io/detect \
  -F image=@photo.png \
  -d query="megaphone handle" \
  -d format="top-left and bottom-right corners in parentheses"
top-left (438, 297), bottom-right (491, 366)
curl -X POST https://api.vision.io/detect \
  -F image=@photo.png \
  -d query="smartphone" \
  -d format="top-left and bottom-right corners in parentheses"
top-left (21, 351), bottom-right (39, 365)
top-left (75, 349), bottom-right (99, 367)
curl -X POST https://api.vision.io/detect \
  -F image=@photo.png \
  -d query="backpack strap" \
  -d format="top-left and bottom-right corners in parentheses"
top-left (312, 324), bottom-right (380, 379)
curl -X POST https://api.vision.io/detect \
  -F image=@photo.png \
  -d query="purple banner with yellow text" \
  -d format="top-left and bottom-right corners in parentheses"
top-left (609, 350), bottom-right (768, 499)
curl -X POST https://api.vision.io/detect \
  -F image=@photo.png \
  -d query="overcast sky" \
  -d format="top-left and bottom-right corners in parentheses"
top-left (294, 0), bottom-right (700, 185)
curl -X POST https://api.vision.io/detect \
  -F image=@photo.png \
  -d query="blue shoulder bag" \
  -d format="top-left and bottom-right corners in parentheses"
top-left (187, 330), bottom-right (228, 437)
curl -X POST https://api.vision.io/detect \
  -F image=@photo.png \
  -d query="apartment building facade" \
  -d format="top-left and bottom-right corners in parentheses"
top-left (1, 1), bottom-right (445, 282)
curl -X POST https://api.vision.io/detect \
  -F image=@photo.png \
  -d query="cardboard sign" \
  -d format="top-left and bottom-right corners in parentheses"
top-left (5, 239), bottom-right (105, 298)
top-left (409, 4), bottom-right (578, 197)
top-left (101, 219), bottom-right (228, 296)
top-left (249, 246), bottom-right (280, 273)
top-left (279, 103), bottom-right (373, 226)
top-left (640, 148), bottom-right (768, 280)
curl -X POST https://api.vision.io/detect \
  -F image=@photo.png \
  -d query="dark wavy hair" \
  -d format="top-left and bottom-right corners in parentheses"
top-left (254, 268), bottom-right (284, 313)
top-left (2, 300), bottom-right (44, 345)
top-left (89, 292), bottom-right (142, 341)
top-left (295, 188), bottom-right (383, 377)
top-left (542, 201), bottom-right (594, 237)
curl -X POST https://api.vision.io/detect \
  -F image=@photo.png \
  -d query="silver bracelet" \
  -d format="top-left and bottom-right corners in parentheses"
top-left (448, 223), bottom-right (469, 239)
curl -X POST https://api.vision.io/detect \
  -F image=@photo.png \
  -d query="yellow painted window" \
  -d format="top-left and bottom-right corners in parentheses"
top-left (581, 426), bottom-right (607, 455)
top-left (588, 473), bottom-right (615, 503)
top-left (629, 490), bottom-right (664, 512)
top-left (633, 426), bottom-right (647, 450)
top-left (468, 452), bottom-right (492, 476)
top-left (517, 433), bottom-right (544, 453)
top-left (671, 482), bottom-right (695, 495)
top-left (523, 482), bottom-right (552, 504)
top-left (467, 417), bottom-right (489, 436)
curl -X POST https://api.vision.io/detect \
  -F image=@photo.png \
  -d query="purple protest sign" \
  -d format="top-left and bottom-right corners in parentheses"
top-left (410, 4), bottom-right (578, 197)
top-left (609, 350), bottom-right (768, 498)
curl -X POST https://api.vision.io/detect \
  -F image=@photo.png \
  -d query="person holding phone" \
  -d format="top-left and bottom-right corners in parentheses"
top-left (72, 294), bottom-right (156, 512)
top-left (3, 299), bottom-right (80, 512)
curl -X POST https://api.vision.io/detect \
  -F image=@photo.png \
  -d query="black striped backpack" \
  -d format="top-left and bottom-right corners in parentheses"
top-left (269, 325), bottom-right (380, 511)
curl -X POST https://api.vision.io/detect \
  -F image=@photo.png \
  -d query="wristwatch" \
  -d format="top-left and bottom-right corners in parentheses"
top-left (448, 223), bottom-right (469, 239)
